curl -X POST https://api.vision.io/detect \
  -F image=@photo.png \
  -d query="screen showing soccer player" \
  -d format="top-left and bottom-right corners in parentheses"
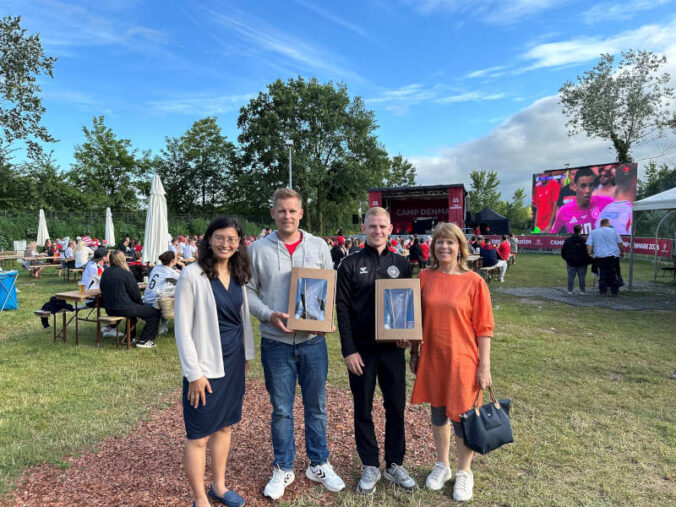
top-left (531, 163), bottom-right (637, 235)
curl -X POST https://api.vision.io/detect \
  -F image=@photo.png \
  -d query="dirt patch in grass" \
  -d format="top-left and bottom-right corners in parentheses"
top-left (7, 379), bottom-right (437, 506)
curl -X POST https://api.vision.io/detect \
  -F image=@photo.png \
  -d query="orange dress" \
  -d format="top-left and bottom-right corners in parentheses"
top-left (411, 269), bottom-right (494, 422)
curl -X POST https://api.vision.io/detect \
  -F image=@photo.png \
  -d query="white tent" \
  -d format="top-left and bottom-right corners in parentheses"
top-left (142, 175), bottom-right (169, 265)
top-left (632, 186), bottom-right (676, 211)
top-left (628, 186), bottom-right (676, 288)
top-left (37, 209), bottom-right (49, 246)
top-left (105, 207), bottom-right (116, 248)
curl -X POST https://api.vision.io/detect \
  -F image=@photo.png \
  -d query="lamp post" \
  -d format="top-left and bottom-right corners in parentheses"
top-left (285, 139), bottom-right (294, 189)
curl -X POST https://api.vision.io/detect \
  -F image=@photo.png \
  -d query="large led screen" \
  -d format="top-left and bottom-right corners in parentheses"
top-left (531, 162), bottom-right (637, 235)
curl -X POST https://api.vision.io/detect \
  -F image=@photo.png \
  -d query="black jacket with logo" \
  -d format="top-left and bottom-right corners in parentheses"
top-left (561, 234), bottom-right (592, 267)
top-left (336, 244), bottom-right (412, 357)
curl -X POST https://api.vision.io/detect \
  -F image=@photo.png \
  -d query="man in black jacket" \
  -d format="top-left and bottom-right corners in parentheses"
top-left (336, 207), bottom-right (418, 494)
top-left (561, 224), bottom-right (591, 294)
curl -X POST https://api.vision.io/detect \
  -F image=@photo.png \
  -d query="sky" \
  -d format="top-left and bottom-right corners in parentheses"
top-left (3, 0), bottom-right (676, 200)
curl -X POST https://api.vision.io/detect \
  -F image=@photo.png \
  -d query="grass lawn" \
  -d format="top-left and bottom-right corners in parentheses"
top-left (1, 254), bottom-right (675, 505)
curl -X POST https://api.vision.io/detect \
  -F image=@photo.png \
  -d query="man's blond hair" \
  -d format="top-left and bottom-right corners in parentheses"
top-left (272, 188), bottom-right (303, 208)
top-left (365, 206), bottom-right (390, 220)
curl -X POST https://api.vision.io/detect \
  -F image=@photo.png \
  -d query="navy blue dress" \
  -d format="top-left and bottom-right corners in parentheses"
top-left (182, 280), bottom-right (245, 440)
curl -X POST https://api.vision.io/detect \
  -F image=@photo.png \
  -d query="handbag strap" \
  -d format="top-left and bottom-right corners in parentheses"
top-left (473, 385), bottom-right (501, 415)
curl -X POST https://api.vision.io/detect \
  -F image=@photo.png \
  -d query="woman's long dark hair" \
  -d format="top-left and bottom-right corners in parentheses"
top-left (198, 216), bottom-right (251, 285)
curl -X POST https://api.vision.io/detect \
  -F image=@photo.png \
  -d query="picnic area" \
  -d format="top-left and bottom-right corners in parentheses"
top-left (1, 252), bottom-right (674, 506)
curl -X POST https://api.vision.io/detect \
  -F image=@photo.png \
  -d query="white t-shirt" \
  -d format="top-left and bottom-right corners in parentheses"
top-left (82, 261), bottom-right (103, 290)
top-left (63, 246), bottom-right (74, 261)
top-left (182, 244), bottom-right (197, 260)
top-left (74, 247), bottom-right (94, 268)
top-left (143, 264), bottom-right (179, 304)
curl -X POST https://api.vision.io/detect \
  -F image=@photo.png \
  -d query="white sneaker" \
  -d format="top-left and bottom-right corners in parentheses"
top-left (426, 462), bottom-right (452, 490)
top-left (135, 340), bottom-right (156, 349)
top-left (357, 465), bottom-right (381, 495)
top-left (567, 290), bottom-right (574, 295)
top-left (306, 462), bottom-right (345, 492)
top-left (453, 470), bottom-right (474, 502)
top-left (499, 277), bottom-right (504, 282)
top-left (384, 463), bottom-right (418, 491)
top-left (264, 467), bottom-right (295, 500)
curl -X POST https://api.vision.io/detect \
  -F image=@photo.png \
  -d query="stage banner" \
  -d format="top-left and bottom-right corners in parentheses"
top-left (489, 235), bottom-right (672, 258)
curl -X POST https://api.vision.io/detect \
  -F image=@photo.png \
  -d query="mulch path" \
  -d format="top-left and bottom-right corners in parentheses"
top-left (7, 379), bottom-right (437, 506)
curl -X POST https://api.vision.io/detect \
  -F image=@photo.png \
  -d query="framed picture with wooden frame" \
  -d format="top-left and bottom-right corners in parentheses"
top-left (375, 278), bottom-right (422, 341)
top-left (286, 267), bottom-right (336, 333)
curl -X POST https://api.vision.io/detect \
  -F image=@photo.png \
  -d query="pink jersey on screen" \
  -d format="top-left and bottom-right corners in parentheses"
top-left (551, 195), bottom-right (614, 234)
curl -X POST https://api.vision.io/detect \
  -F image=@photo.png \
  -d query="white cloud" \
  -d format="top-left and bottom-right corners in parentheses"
top-left (466, 65), bottom-right (508, 78)
top-left (410, 95), bottom-right (676, 199)
top-left (292, 0), bottom-right (371, 39)
top-left (437, 91), bottom-right (506, 103)
top-left (149, 93), bottom-right (255, 116)
top-left (522, 17), bottom-right (676, 69)
top-left (582, 0), bottom-right (673, 25)
top-left (367, 84), bottom-right (507, 114)
top-left (411, 0), bottom-right (560, 25)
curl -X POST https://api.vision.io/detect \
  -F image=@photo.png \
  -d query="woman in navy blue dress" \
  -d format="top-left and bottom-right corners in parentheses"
top-left (175, 216), bottom-right (255, 507)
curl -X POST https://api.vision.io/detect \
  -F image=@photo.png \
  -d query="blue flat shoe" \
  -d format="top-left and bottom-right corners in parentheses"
top-left (208, 486), bottom-right (246, 507)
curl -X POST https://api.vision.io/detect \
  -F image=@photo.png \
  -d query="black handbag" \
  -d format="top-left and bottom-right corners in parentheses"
top-left (460, 386), bottom-right (513, 455)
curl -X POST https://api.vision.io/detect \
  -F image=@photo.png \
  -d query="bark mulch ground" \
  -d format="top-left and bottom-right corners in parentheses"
top-left (8, 379), bottom-right (437, 506)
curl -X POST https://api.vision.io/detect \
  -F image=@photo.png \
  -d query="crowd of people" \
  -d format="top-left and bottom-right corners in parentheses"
top-left (174, 188), bottom-right (495, 506)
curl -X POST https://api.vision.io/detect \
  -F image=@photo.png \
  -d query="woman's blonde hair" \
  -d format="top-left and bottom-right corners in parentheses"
top-left (109, 249), bottom-right (130, 271)
top-left (429, 222), bottom-right (470, 271)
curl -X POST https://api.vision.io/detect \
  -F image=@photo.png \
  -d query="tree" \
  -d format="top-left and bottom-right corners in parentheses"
top-left (68, 116), bottom-right (144, 211)
top-left (468, 170), bottom-right (501, 213)
top-left (157, 117), bottom-right (237, 213)
top-left (559, 50), bottom-right (675, 163)
top-left (383, 154), bottom-right (416, 187)
top-left (0, 16), bottom-right (56, 159)
top-left (496, 187), bottom-right (530, 232)
top-left (19, 151), bottom-right (85, 210)
top-left (237, 77), bottom-right (390, 232)
top-left (637, 160), bottom-right (676, 199)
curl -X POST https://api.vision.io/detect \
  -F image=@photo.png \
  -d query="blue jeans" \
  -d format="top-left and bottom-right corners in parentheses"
top-left (261, 335), bottom-right (329, 469)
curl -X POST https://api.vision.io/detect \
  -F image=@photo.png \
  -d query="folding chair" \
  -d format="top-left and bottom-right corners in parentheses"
top-left (0, 270), bottom-right (19, 314)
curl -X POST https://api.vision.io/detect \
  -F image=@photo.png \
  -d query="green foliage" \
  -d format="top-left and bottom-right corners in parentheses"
top-left (0, 16), bottom-right (56, 159)
top-left (560, 50), bottom-right (676, 163)
top-left (237, 77), bottom-right (390, 233)
top-left (67, 116), bottom-right (146, 212)
top-left (634, 161), bottom-right (676, 238)
top-left (469, 169), bottom-right (502, 213)
top-left (384, 154), bottom-right (416, 187)
top-left (156, 117), bottom-right (238, 213)
top-left (496, 187), bottom-right (531, 232)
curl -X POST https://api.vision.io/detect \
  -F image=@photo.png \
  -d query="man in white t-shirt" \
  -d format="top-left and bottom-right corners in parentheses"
top-left (586, 219), bottom-right (624, 296)
top-left (182, 239), bottom-right (198, 260)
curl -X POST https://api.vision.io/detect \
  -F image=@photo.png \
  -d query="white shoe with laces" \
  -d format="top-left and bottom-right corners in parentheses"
top-left (264, 467), bottom-right (295, 500)
top-left (453, 470), bottom-right (474, 502)
top-left (306, 462), bottom-right (345, 492)
top-left (426, 462), bottom-right (452, 490)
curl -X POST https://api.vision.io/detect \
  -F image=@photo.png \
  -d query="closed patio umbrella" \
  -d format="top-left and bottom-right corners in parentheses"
top-left (37, 209), bottom-right (50, 246)
top-left (142, 175), bottom-right (169, 265)
top-left (105, 207), bottom-right (116, 248)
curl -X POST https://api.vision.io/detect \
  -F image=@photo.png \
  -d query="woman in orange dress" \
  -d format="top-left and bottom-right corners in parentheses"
top-left (410, 222), bottom-right (494, 502)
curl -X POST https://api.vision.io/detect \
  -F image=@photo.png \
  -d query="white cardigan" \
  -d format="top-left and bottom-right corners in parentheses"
top-left (174, 262), bottom-right (255, 382)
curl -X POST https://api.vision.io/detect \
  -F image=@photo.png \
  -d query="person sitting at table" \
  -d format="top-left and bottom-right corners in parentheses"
top-left (143, 250), bottom-right (181, 335)
top-left (117, 237), bottom-right (131, 256)
top-left (170, 238), bottom-right (182, 258)
top-left (497, 235), bottom-right (511, 261)
top-left (129, 250), bottom-right (147, 282)
top-left (24, 241), bottom-right (46, 278)
top-left (82, 247), bottom-right (109, 300)
top-left (100, 250), bottom-right (161, 349)
top-left (59, 239), bottom-right (76, 278)
top-left (479, 240), bottom-right (507, 282)
top-left (74, 240), bottom-right (94, 268)
top-left (183, 239), bottom-right (198, 261)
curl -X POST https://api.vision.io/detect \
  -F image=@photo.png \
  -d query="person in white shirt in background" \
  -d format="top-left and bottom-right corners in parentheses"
top-left (183, 239), bottom-right (198, 261)
top-left (143, 250), bottom-right (181, 335)
top-left (74, 240), bottom-right (94, 268)
top-left (178, 236), bottom-right (188, 256)
top-left (81, 247), bottom-right (116, 337)
top-left (59, 239), bottom-right (76, 278)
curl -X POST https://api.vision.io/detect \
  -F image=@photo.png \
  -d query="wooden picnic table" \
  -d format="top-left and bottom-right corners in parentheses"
top-left (468, 255), bottom-right (482, 271)
top-left (53, 283), bottom-right (147, 346)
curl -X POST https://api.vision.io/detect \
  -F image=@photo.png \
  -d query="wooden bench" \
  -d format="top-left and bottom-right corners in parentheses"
top-left (479, 265), bottom-right (501, 283)
top-left (97, 315), bottom-right (134, 349)
top-left (64, 267), bottom-right (84, 282)
top-left (34, 309), bottom-right (71, 343)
